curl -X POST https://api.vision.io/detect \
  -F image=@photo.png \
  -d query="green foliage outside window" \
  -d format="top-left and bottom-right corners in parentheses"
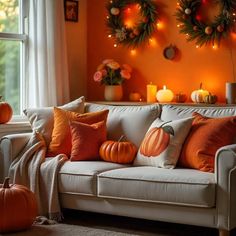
top-left (0, 0), bottom-right (21, 115)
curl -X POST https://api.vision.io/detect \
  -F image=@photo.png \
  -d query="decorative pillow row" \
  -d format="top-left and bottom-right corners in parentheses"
top-left (23, 96), bottom-right (85, 146)
top-left (48, 107), bottom-right (109, 157)
top-left (135, 112), bottom-right (236, 172)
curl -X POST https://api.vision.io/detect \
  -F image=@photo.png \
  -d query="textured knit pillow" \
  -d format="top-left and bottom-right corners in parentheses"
top-left (70, 120), bottom-right (107, 161)
top-left (178, 112), bottom-right (236, 172)
top-left (23, 96), bottom-right (85, 146)
top-left (134, 117), bottom-right (193, 168)
top-left (47, 108), bottom-right (109, 156)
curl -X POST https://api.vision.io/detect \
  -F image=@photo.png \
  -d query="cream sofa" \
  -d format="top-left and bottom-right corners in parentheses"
top-left (1, 102), bottom-right (236, 236)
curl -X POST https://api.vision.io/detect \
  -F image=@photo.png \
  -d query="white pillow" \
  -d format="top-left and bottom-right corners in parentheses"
top-left (134, 117), bottom-right (193, 169)
top-left (24, 96), bottom-right (85, 146)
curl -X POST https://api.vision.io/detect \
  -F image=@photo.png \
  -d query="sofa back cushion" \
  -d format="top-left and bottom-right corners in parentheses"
top-left (161, 105), bottom-right (236, 121)
top-left (85, 103), bottom-right (161, 147)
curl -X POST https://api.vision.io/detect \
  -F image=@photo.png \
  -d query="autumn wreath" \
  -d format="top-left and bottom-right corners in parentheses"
top-left (106, 0), bottom-right (158, 48)
top-left (175, 0), bottom-right (236, 47)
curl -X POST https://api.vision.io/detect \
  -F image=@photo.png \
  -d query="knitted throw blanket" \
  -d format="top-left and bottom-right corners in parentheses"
top-left (9, 131), bottom-right (68, 221)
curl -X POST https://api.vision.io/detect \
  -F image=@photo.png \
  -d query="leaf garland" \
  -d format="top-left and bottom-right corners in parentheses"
top-left (175, 0), bottom-right (236, 47)
top-left (106, 0), bottom-right (158, 48)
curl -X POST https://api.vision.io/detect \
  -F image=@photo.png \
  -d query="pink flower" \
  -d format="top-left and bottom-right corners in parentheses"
top-left (107, 61), bottom-right (120, 70)
top-left (122, 64), bottom-right (132, 73)
top-left (93, 71), bottom-right (103, 82)
top-left (120, 69), bottom-right (131, 80)
top-left (101, 69), bottom-right (107, 76)
top-left (102, 59), bottom-right (114, 64)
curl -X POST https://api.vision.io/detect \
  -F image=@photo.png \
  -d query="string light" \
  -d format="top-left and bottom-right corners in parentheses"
top-left (196, 45), bottom-right (200, 49)
top-left (113, 43), bottom-right (118, 48)
top-left (156, 21), bottom-right (164, 30)
top-left (130, 49), bottom-right (136, 56)
top-left (108, 34), bottom-right (112, 38)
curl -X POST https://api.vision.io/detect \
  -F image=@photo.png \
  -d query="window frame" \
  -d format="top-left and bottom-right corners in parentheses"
top-left (0, 0), bottom-right (28, 121)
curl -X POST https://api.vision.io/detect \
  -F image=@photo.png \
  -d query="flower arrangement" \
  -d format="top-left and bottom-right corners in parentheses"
top-left (93, 59), bottom-right (132, 86)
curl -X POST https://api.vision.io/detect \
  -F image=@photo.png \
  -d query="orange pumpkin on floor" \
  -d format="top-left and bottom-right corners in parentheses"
top-left (140, 123), bottom-right (174, 157)
top-left (0, 96), bottom-right (13, 124)
top-left (0, 177), bottom-right (38, 233)
top-left (99, 136), bottom-right (137, 164)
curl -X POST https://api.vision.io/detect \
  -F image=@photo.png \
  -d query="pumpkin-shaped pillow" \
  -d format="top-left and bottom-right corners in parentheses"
top-left (134, 117), bottom-right (193, 168)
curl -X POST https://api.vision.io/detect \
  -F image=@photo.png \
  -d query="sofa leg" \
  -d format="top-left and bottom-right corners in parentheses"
top-left (219, 229), bottom-right (230, 236)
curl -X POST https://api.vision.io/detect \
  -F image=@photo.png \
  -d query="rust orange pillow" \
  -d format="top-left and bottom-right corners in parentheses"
top-left (178, 112), bottom-right (236, 172)
top-left (47, 108), bottom-right (109, 156)
top-left (70, 120), bottom-right (107, 161)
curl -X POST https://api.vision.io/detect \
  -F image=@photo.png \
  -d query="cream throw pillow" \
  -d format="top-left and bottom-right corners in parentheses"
top-left (134, 117), bottom-right (193, 169)
top-left (23, 96), bottom-right (85, 146)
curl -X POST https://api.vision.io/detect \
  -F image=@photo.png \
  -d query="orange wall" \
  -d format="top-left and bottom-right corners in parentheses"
top-left (66, 0), bottom-right (87, 100)
top-left (87, 0), bottom-right (236, 102)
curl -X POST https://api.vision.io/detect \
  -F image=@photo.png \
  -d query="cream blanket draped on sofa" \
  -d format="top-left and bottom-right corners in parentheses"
top-left (8, 131), bottom-right (68, 221)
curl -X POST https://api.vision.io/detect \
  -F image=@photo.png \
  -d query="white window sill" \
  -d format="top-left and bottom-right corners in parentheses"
top-left (0, 119), bottom-right (32, 138)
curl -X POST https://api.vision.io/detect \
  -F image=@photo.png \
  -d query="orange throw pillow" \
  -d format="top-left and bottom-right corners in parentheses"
top-left (178, 112), bottom-right (236, 172)
top-left (70, 120), bottom-right (107, 161)
top-left (47, 108), bottom-right (109, 156)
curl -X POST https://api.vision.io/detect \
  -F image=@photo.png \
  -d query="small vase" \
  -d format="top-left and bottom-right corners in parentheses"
top-left (104, 85), bottom-right (123, 101)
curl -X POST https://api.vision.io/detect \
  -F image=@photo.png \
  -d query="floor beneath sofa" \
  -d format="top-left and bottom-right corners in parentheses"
top-left (62, 209), bottom-right (236, 236)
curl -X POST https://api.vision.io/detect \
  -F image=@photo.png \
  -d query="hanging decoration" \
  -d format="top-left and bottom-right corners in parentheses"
top-left (106, 0), bottom-right (158, 48)
top-left (175, 0), bottom-right (236, 47)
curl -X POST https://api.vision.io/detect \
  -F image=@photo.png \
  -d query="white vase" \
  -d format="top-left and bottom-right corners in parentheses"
top-left (104, 85), bottom-right (123, 101)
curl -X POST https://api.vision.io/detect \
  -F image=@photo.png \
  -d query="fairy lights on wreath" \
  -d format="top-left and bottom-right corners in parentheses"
top-left (175, 0), bottom-right (236, 48)
top-left (106, 0), bottom-right (158, 49)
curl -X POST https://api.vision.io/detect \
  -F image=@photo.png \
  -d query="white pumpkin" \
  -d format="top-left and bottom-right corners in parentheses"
top-left (191, 83), bottom-right (209, 103)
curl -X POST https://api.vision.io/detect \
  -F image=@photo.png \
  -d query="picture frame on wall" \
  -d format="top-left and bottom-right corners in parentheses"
top-left (64, 0), bottom-right (79, 22)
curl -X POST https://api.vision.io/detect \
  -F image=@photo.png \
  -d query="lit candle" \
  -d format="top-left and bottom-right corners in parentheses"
top-left (156, 85), bottom-right (174, 103)
top-left (146, 83), bottom-right (157, 103)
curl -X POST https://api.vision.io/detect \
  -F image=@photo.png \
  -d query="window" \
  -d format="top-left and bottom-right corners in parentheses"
top-left (0, 0), bottom-right (28, 116)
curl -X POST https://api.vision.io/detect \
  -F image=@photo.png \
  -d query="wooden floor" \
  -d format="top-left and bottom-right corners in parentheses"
top-left (62, 209), bottom-right (236, 236)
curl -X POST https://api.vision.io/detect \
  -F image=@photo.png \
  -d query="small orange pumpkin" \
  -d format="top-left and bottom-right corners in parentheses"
top-left (0, 96), bottom-right (13, 124)
top-left (0, 177), bottom-right (38, 233)
top-left (140, 122), bottom-right (174, 157)
top-left (99, 136), bottom-right (137, 164)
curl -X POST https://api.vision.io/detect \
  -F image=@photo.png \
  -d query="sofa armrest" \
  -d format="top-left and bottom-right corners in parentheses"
top-left (215, 144), bottom-right (236, 230)
top-left (0, 133), bottom-right (32, 182)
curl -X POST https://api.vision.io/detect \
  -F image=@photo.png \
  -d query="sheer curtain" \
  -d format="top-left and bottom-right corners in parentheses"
top-left (25, 0), bottom-right (70, 108)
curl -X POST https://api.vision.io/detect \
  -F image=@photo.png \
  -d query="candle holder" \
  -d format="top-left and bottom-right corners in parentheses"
top-left (226, 82), bottom-right (236, 104)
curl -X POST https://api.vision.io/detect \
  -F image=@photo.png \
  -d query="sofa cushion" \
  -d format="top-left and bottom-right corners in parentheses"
top-left (161, 104), bottom-right (236, 121)
top-left (58, 161), bottom-right (128, 195)
top-left (178, 112), bottom-right (236, 172)
top-left (85, 103), bottom-right (161, 147)
top-left (134, 117), bottom-right (193, 169)
top-left (97, 167), bottom-right (215, 207)
top-left (70, 121), bottom-right (107, 161)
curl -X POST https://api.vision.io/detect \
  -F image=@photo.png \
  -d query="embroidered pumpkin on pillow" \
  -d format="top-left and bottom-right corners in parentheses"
top-left (140, 124), bottom-right (174, 157)
top-left (134, 117), bottom-right (193, 169)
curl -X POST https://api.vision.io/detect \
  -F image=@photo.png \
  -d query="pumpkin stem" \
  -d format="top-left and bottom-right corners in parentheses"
top-left (0, 95), bottom-right (2, 101)
top-left (200, 83), bottom-right (202, 90)
top-left (118, 135), bottom-right (125, 142)
top-left (3, 177), bottom-right (10, 188)
top-left (160, 120), bottom-right (172, 128)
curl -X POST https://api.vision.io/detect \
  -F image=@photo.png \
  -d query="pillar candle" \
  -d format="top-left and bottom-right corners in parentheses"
top-left (156, 85), bottom-right (174, 103)
top-left (146, 83), bottom-right (157, 103)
